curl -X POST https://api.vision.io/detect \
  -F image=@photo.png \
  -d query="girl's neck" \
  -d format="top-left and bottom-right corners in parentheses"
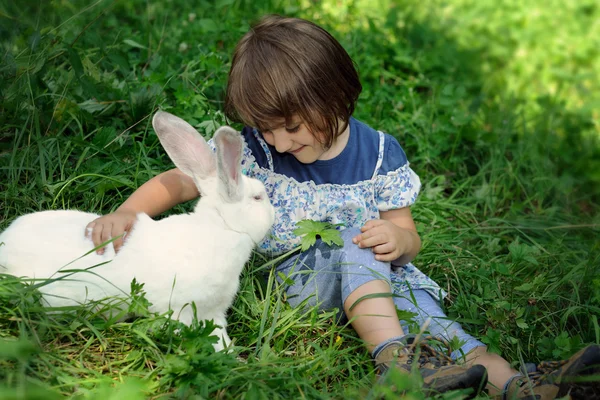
top-left (317, 122), bottom-right (351, 161)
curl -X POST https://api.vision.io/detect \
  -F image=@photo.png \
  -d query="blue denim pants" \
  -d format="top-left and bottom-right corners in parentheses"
top-left (275, 228), bottom-right (484, 360)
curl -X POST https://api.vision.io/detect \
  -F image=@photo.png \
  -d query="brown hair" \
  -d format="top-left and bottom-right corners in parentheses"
top-left (224, 15), bottom-right (362, 148)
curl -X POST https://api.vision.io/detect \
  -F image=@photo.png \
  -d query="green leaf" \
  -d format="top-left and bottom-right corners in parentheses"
top-left (67, 47), bottom-right (84, 78)
top-left (199, 119), bottom-right (219, 136)
top-left (319, 229), bottom-right (345, 247)
top-left (396, 309), bottom-right (419, 322)
top-left (514, 283), bottom-right (533, 292)
top-left (300, 235), bottom-right (317, 252)
top-left (293, 220), bottom-right (344, 251)
top-left (197, 18), bottom-right (218, 32)
top-left (516, 319), bottom-right (529, 329)
top-left (492, 262), bottom-right (510, 275)
top-left (277, 271), bottom-right (294, 286)
top-left (107, 50), bottom-right (131, 75)
top-left (129, 278), bottom-right (152, 317)
top-left (293, 220), bottom-right (328, 236)
top-left (79, 99), bottom-right (114, 114)
top-left (524, 255), bottom-right (539, 266)
top-left (163, 354), bottom-right (192, 375)
top-left (123, 39), bottom-right (147, 49)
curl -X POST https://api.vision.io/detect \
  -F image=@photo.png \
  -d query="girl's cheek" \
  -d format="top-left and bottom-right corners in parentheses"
top-left (262, 133), bottom-right (275, 146)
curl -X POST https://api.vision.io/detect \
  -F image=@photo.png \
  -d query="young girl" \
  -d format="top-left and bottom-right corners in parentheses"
top-left (86, 15), bottom-right (599, 399)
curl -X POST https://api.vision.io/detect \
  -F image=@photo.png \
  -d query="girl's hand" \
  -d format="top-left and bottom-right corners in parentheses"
top-left (85, 210), bottom-right (138, 254)
top-left (352, 219), bottom-right (406, 262)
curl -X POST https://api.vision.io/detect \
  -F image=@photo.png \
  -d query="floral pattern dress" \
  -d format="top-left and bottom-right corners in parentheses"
top-left (210, 122), bottom-right (445, 300)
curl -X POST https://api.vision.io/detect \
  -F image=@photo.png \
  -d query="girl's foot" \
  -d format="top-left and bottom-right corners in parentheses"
top-left (374, 334), bottom-right (487, 398)
top-left (505, 344), bottom-right (600, 400)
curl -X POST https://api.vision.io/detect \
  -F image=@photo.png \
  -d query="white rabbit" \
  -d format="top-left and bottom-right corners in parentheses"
top-left (0, 111), bottom-right (275, 351)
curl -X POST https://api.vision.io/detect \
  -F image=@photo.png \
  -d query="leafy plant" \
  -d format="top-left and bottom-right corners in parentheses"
top-left (293, 220), bottom-right (345, 251)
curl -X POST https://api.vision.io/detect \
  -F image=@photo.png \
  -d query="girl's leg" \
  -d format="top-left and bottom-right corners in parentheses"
top-left (277, 231), bottom-right (600, 398)
top-left (275, 235), bottom-right (348, 316)
top-left (464, 347), bottom-right (517, 396)
top-left (277, 227), bottom-right (405, 351)
top-left (338, 229), bottom-right (405, 352)
top-left (277, 228), bottom-right (487, 394)
top-left (344, 279), bottom-right (404, 352)
top-left (391, 288), bottom-right (485, 360)
top-left (393, 288), bottom-right (518, 395)
top-left (337, 228), bottom-right (488, 394)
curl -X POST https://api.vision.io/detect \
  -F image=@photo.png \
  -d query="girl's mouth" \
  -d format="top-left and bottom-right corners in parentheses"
top-left (290, 146), bottom-right (305, 154)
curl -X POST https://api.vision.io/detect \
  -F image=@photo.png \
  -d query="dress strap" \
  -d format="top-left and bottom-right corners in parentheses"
top-left (371, 131), bottom-right (386, 179)
top-left (252, 129), bottom-right (274, 171)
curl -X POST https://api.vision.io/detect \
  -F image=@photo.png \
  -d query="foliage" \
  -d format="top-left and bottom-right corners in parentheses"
top-left (0, 0), bottom-right (599, 398)
top-left (293, 220), bottom-right (345, 251)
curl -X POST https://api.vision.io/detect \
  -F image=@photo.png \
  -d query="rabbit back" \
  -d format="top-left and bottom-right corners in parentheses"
top-left (0, 209), bottom-right (255, 324)
top-left (0, 210), bottom-right (110, 274)
top-left (0, 210), bottom-right (124, 306)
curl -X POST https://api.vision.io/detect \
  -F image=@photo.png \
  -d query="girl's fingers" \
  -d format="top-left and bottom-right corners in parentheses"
top-left (100, 224), bottom-right (112, 243)
top-left (356, 233), bottom-right (387, 249)
top-left (372, 242), bottom-right (395, 255)
top-left (91, 224), bottom-right (101, 246)
top-left (85, 222), bottom-right (95, 238)
top-left (360, 219), bottom-right (386, 232)
top-left (354, 221), bottom-right (387, 243)
top-left (92, 223), bottom-right (111, 255)
top-left (112, 220), bottom-right (134, 253)
top-left (374, 251), bottom-right (397, 262)
top-left (112, 224), bottom-right (126, 252)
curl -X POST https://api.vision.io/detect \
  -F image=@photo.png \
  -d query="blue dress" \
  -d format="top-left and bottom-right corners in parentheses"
top-left (211, 117), bottom-right (444, 300)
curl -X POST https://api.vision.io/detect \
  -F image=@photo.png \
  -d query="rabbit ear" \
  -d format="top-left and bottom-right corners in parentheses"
top-left (214, 127), bottom-right (244, 203)
top-left (152, 111), bottom-right (216, 181)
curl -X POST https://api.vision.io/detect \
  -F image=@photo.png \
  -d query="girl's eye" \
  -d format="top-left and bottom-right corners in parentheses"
top-left (286, 125), bottom-right (300, 133)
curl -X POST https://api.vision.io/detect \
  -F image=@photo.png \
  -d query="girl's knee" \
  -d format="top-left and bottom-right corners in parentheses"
top-left (340, 227), bottom-right (362, 243)
top-left (340, 228), bottom-right (391, 266)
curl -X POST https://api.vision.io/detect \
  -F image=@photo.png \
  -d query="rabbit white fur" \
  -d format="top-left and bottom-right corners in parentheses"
top-left (0, 111), bottom-right (275, 351)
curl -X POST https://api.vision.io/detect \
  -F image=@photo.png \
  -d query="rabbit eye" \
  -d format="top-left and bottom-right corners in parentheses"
top-left (253, 195), bottom-right (263, 201)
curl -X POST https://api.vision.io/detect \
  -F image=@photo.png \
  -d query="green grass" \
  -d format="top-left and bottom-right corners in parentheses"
top-left (1, 0), bottom-right (599, 398)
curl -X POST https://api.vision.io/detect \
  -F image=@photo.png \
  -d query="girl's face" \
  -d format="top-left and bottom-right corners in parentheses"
top-left (261, 117), bottom-right (347, 163)
top-left (261, 119), bottom-right (325, 163)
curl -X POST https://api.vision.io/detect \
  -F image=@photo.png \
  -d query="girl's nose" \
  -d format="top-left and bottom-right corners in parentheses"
top-left (272, 129), bottom-right (293, 153)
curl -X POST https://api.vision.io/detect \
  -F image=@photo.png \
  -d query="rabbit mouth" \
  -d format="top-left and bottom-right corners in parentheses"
top-left (213, 207), bottom-right (262, 246)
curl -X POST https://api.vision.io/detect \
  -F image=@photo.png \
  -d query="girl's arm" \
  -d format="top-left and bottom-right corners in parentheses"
top-left (352, 207), bottom-right (422, 266)
top-left (86, 168), bottom-right (199, 254)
